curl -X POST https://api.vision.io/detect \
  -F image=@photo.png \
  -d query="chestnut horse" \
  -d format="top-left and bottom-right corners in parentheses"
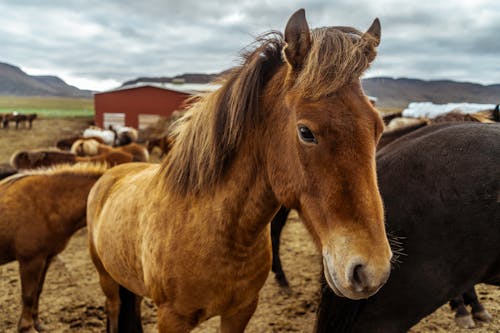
top-left (315, 123), bottom-right (500, 333)
top-left (87, 9), bottom-right (392, 333)
top-left (0, 163), bottom-right (108, 333)
top-left (71, 139), bottom-right (149, 162)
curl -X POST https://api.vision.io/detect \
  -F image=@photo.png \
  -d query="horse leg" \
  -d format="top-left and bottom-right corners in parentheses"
top-left (450, 294), bottom-right (475, 328)
top-left (18, 256), bottom-right (49, 333)
top-left (89, 243), bottom-right (121, 333)
top-left (32, 256), bottom-right (53, 332)
top-left (220, 297), bottom-right (259, 333)
top-left (463, 286), bottom-right (492, 322)
top-left (118, 285), bottom-right (144, 333)
top-left (271, 206), bottom-right (291, 288)
top-left (157, 304), bottom-right (196, 333)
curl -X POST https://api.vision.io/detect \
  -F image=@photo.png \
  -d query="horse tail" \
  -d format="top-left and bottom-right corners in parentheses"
top-left (117, 285), bottom-right (143, 333)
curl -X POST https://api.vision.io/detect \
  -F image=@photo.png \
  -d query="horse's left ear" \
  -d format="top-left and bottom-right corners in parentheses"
top-left (362, 18), bottom-right (381, 47)
top-left (283, 8), bottom-right (311, 71)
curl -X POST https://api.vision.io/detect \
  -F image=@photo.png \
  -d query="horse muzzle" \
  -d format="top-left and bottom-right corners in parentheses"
top-left (322, 248), bottom-right (391, 300)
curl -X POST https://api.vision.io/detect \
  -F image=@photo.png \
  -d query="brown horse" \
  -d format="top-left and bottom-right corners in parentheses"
top-left (10, 148), bottom-right (135, 169)
top-left (71, 139), bottom-right (149, 162)
top-left (146, 135), bottom-right (173, 158)
top-left (56, 135), bottom-right (105, 150)
top-left (0, 163), bottom-right (108, 333)
top-left (87, 9), bottom-right (392, 333)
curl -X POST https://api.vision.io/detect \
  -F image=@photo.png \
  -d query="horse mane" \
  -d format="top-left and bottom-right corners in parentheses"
top-left (160, 26), bottom-right (376, 195)
top-left (0, 163), bottom-right (108, 186)
top-left (159, 32), bottom-right (284, 195)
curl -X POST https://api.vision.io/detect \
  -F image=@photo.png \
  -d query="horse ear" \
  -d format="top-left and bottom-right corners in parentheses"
top-left (362, 18), bottom-right (381, 47)
top-left (283, 8), bottom-right (311, 71)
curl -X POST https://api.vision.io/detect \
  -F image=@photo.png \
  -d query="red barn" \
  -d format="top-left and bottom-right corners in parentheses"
top-left (94, 83), bottom-right (219, 129)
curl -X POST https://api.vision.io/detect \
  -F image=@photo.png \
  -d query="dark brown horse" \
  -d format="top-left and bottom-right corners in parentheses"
top-left (87, 9), bottom-right (392, 333)
top-left (315, 123), bottom-right (500, 333)
top-left (0, 163), bottom-right (108, 333)
top-left (10, 148), bottom-right (136, 169)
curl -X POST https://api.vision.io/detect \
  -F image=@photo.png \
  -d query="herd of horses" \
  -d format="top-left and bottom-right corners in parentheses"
top-left (0, 8), bottom-right (499, 333)
top-left (1, 112), bottom-right (38, 129)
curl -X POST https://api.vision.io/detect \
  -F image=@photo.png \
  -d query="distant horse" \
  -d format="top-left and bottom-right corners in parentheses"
top-left (314, 123), bottom-right (500, 333)
top-left (1, 112), bottom-right (14, 128)
top-left (432, 110), bottom-right (494, 123)
top-left (87, 9), bottom-right (391, 333)
top-left (0, 163), bottom-right (17, 180)
top-left (83, 126), bottom-right (116, 146)
top-left (71, 139), bottom-right (149, 162)
top-left (10, 148), bottom-right (135, 169)
top-left (146, 135), bottom-right (173, 158)
top-left (56, 135), bottom-right (105, 151)
top-left (0, 163), bottom-right (109, 333)
top-left (109, 124), bottom-right (139, 146)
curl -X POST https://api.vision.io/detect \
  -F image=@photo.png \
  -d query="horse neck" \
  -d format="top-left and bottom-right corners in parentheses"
top-left (196, 142), bottom-right (281, 248)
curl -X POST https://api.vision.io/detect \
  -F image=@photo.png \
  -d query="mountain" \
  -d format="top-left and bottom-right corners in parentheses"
top-left (362, 77), bottom-right (500, 108)
top-left (124, 74), bottom-right (500, 109)
top-left (0, 62), bottom-right (93, 98)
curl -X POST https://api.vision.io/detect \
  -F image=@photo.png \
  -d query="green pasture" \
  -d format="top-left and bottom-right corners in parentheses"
top-left (0, 96), bottom-right (94, 117)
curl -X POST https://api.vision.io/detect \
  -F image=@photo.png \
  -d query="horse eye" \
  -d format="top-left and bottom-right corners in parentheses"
top-left (298, 125), bottom-right (317, 144)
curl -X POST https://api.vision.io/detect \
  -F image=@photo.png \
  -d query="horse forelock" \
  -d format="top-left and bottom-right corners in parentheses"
top-left (160, 32), bottom-right (285, 195)
top-left (293, 26), bottom-right (377, 99)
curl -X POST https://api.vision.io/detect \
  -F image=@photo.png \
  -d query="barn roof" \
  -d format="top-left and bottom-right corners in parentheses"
top-left (96, 82), bottom-right (221, 95)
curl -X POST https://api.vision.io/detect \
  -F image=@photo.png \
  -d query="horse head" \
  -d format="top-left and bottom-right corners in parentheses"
top-left (266, 9), bottom-right (391, 300)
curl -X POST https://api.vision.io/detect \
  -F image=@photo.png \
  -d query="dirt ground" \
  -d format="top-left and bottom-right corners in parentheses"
top-left (0, 117), bottom-right (499, 332)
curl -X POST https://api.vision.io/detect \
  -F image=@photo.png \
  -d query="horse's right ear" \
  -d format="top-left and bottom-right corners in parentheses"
top-left (283, 9), bottom-right (311, 71)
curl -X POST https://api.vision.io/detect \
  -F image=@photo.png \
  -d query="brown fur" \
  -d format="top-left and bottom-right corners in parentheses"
top-left (147, 136), bottom-right (173, 158)
top-left (11, 148), bottom-right (137, 170)
top-left (432, 110), bottom-right (494, 123)
top-left (57, 136), bottom-right (105, 151)
top-left (88, 9), bottom-right (391, 333)
top-left (72, 139), bottom-right (149, 162)
top-left (0, 163), bottom-right (108, 333)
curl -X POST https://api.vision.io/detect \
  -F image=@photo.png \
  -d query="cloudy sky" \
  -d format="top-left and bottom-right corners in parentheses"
top-left (1, 0), bottom-right (499, 91)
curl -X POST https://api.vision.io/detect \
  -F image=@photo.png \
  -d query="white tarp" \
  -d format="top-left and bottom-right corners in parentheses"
top-left (402, 102), bottom-right (496, 118)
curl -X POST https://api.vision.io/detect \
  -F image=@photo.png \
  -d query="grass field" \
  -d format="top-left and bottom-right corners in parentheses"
top-left (0, 96), bottom-right (94, 117)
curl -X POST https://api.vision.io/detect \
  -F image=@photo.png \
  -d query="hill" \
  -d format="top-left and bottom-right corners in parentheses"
top-left (0, 62), bottom-right (92, 98)
top-left (123, 74), bottom-right (500, 108)
top-left (362, 77), bottom-right (500, 108)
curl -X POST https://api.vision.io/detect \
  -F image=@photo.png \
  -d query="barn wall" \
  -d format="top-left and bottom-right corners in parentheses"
top-left (94, 86), bottom-right (190, 128)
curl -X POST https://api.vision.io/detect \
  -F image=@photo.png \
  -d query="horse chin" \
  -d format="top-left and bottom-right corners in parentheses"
top-left (322, 260), bottom-right (345, 298)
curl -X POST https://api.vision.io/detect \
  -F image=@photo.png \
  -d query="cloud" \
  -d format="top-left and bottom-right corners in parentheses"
top-left (0, 0), bottom-right (499, 90)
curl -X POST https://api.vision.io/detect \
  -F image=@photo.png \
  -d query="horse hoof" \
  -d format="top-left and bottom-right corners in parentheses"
top-left (455, 314), bottom-right (475, 329)
top-left (274, 273), bottom-right (290, 289)
top-left (473, 309), bottom-right (493, 322)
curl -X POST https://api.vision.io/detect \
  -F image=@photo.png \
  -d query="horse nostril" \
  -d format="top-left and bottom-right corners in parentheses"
top-left (349, 264), bottom-right (367, 291)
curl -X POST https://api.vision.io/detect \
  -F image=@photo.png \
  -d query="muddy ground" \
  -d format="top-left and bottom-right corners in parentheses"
top-left (0, 117), bottom-right (498, 332)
